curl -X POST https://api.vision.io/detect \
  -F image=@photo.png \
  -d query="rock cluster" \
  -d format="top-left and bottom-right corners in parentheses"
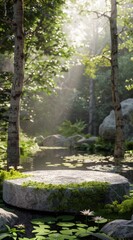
top-left (99, 98), bottom-right (133, 140)
top-left (35, 134), bottom-right (98, 148)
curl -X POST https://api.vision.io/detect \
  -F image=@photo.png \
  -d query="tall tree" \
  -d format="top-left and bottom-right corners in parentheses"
top-left (7, 0), bottom-right (24, 169)
top-left (110, 0), bottom-right (124, 163)
top-left (88, 18), bottom-right (98, 135)
top-left (0, 0), bottom-right (71, 168)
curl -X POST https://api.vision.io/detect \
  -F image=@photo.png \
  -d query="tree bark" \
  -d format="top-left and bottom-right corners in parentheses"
top-left (7, 0), bottom-right (24, 169)
top-left (88, 78), bottom-right (96, 135)
top-left (88, 19), bottom-right (97, 135)
top-left (110, 0), bottom-right (124, 164)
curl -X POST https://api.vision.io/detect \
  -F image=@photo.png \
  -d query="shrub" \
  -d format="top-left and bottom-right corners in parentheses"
top-left (58, 120), bottom-right (86, 137)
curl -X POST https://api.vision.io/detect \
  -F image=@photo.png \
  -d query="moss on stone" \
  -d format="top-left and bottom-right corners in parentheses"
top-left (0, 170), bottom-right (29, 182)
top-left (22, 180), bottom-right (109, 212)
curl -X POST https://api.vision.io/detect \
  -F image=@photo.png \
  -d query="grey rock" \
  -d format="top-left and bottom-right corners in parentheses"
top-left (0, 208), bottom-right (18, 230)
top-left (42, 134), bottom-right (83, 148)
top-left (101, 219), bottom-right (133, 238)
top-left (34, 135), bottom-right (45, 146)
top-left (42, 134), bottom-right (67, 147)
top-left (99, 98), bottom-right (133, 140)
top-left (77, 136), bottom-right (98, 145)
top-left (67, 135), bottom-right (83, 148)
top-left (3, 170), bottom-right (129, 212)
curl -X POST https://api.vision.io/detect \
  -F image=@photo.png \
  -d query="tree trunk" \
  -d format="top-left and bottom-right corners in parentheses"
top-left (88, 78), bottom-right (96, 135)
top-left (88, 19), bottom-right (97, 135)
top-left (7, 0), bottom-right (24, 169)
top-left (110, 0), bottom-right (124, 164)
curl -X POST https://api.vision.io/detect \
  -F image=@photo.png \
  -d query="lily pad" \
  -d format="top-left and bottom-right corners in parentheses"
top-left (32, 227), bottom-right (51, 236)
top-left (75, 228), bottom-right (90, 237)
top-left (76, 223), bottom-right (88, 228)
top-left (87, 226), bottom-right (98, 232)
top-left (60, 229), bottom-right (73, 235)
top-left (57, 222), bottom-right (75, 227)
top-left (31, 219), bottom-right (43, 225)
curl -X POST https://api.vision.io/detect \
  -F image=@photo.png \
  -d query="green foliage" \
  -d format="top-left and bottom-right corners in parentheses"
top-left (0, 169), bottom-right (29, 193)
top-left (118, 198), bottom-right (133, 214)
top-left (19, 132), bottom-right (39, 161)
top-left (58, 120), bottom-right (86, 137)
top-left (82, 54), bottom-right (110, 80)
top-left (0, 0), bottom-right (73, 93)
top-left (104, 190), bottom-right (133, 218)
top-left (0, 71), bottom-right (12, 134)
top-left (0, 224), bottom-right (25, 240)
top-left (0, 169), bottom-right (28, 182)
top-left (94, 138), bottom-right (114, 155)
top-left (0, 131), bottom-right (38, 168)
top-left (125, 140), bottom-right (133, 151)
top-left (0, 212), bottom-right (112, 240)
top-left (0, 139), bottom-right (7, 169)
top-left (22, 180), bottom-right (109, 212)
top-left (76, 137), bottom-right (114, 155)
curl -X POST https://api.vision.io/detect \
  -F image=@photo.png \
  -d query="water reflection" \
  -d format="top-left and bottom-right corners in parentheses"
top-left (21, 147), bottom-right (133, 183)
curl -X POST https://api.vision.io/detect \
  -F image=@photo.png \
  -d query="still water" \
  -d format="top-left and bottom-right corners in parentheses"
top-left (21, 147), bottom-right (133, 183)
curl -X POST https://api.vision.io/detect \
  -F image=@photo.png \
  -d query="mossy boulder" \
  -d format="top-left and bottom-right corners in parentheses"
top-left (3, 170), bottom-right (129, 213)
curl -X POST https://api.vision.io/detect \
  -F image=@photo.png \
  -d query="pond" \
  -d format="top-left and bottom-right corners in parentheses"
top-left (6, 148), bottom-right (133, 239)
top-left (21, 147), bottom-right (133, 183)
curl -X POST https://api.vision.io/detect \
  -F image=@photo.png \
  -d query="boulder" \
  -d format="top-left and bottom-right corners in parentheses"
top-left (34, 135), bottom-right (45, 146)
top-left (41, 134), bottom-right (83, 148)
top-left (67, 135), bottom-right (83, 148)
top-left (77, 136), bottom-right (98, 145)
top-left (42, 134), bottom-right (67, 147)
top-left (0, 208), bottom-right (18, 230)
top-left (99, 98), bottom-right (133, 140)
top-left (101, 217), bottom-right (133, 239)
top-left (3, 170), bottom-right (129, 213)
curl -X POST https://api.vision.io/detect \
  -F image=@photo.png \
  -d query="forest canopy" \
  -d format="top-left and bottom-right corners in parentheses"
top-left (0, 0), bottom-right (133, 168)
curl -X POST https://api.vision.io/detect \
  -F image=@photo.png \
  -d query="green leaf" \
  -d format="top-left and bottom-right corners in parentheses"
top-left (32, 225), bottom-right (51, 235)
top-left (60, 229), bottom-right (73, 235)
top-left (87, 226), bottom-right (98, 232)
top-left (76, 223), bottom-right (88, 228)
top-left (0, 233), bottom-right (13, 240)
top-left (31, 216), bottom-right (57, 225)
top-left (47, 233), bottom-right (62, 239)
top-left (95, 219), bottom-right (108, 224)
top-left (75, 228), bottom-right (90, 237)
top-left (19, 238), bottom-right (36, 240)
top-left (35, 236), bottom-right (46, 240)
top-left (31, 219), bottom-right (45, 225)
top-left (57, 222), bottom-right (75, 227)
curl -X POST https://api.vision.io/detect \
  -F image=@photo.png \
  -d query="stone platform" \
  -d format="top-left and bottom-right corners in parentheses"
top-left (3, 170), bottom-right (129, 212)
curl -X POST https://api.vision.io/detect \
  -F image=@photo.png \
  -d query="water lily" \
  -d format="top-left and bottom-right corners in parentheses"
top-left (93, 216), bottom-right (107, 224)
top-left (80, 209), bottom-right (94, 216)
top-left (93, 216), bottom-right (103, 221)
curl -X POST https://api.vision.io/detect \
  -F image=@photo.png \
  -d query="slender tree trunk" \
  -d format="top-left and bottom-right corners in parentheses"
top-left (88, 78), bottom-right (96, 135)
top-left (88, 20), bottom-right (97, 135)
top-left (110, 0), bottom-right (124, 164)
top-left (7, 0), bottom-right (24, 169)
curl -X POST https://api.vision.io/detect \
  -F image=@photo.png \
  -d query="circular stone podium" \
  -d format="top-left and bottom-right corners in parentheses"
top-left (3, 170), bottom-right (129, 212)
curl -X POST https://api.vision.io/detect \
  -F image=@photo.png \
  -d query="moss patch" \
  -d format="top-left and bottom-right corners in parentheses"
top-left (0, 170), bottom-right (29, 183)
top-left (22, 181), bottom-right (109, 212)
